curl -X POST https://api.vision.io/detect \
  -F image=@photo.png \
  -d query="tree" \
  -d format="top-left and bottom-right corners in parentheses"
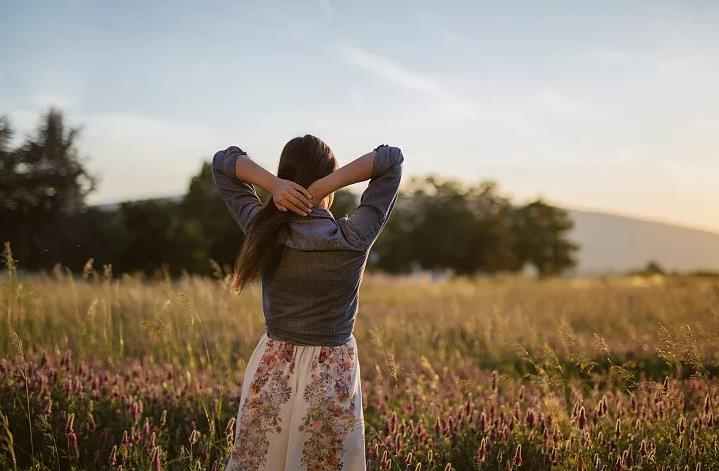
top-left (465, 181), bottom-right (518, 274)
top-left (373, 176), bottom-right (518, 275)
top-left (181, 162), bottom-right (245, 274)
top-left (510, 199), bottom-right (579, 277)
top-left (0, 109), bottom-right (97, 269)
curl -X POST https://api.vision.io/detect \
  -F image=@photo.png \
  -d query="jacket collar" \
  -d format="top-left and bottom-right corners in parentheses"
top-left (290, 206), bottom-right (335, 220)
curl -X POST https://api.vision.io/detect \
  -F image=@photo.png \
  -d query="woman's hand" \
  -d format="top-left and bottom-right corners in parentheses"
top-left (271, 178), bottom-right (314, 216)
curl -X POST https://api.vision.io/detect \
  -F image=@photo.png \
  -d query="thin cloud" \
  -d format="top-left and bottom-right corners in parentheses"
top-left (339, 45), bottom-right (475, 117)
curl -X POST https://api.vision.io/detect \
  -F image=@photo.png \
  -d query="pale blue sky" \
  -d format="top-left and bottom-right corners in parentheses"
top-left (2, 1), bottom-right (719, 231)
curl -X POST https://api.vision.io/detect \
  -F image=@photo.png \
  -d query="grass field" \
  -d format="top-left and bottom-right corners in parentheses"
top-left (1, 251), bottom-right (718, 469)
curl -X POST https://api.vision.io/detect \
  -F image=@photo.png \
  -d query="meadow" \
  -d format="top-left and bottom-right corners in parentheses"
top-left (1, 248), bottom-right (718, 470)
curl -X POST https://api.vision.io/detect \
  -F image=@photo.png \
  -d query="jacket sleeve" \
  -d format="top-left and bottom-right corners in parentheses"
top-left (342, 144), bottom-right (404, 250)
top-left (211, 145), bottom-right (264, 234)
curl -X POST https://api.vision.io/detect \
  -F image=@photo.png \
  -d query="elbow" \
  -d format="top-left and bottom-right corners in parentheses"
top-left (381, 144), bottom-right (404, 162)
top-left (212, 149), bottom-right (227, 172)
top-left (369, 145), bottom-right (403, 180)
top-left (212, 146), bottom-right (244, 177)
top-left (386, 146), bottom-right (404, 169)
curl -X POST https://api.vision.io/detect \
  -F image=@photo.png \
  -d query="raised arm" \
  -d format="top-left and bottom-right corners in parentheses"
top-left (306, 150), bottom-right (377, 205)
top-left (212, 146), bottom-right (313, 234)
top-left (310, 144), bottom-right (404, 250)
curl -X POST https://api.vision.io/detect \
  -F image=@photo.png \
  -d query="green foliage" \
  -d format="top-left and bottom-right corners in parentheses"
top-left (374, 177), bottom-right (577, 276)
top-left (510, 199), bottom-right (579, 277)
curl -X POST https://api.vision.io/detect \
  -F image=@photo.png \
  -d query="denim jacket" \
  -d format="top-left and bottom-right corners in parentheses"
top-left (212, 144), bottom-right (404, 346)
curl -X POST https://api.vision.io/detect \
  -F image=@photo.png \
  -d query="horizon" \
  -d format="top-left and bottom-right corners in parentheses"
top-left (3, 1), bottom-right (719, 232)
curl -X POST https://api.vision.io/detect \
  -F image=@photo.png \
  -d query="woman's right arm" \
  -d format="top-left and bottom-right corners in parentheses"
top-left (307, 150), bottom-right (377, 205)
top-left (310, 144), bottom-right (404, 249)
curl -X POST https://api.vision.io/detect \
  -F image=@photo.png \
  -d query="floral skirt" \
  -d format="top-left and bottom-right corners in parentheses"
top-left (226, 332), bottom-right (366, 471)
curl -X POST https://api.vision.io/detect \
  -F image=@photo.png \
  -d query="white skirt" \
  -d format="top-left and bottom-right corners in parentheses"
top-left (226, 332), bottom-right (366, 471)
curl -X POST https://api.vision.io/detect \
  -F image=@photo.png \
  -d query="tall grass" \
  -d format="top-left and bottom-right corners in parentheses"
top-left (1, 246), bottom-right (718, 469)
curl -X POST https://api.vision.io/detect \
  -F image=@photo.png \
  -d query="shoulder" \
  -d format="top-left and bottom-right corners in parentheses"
top-left (336, 217), bottom-right (371, 251)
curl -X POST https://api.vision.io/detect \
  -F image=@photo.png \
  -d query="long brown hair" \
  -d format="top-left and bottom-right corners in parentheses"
top-left (229, 134), bottom-right (338, 293)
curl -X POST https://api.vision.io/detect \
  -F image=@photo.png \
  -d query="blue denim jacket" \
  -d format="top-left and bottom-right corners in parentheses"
top-left (212, 144), bottom-right (404, 346)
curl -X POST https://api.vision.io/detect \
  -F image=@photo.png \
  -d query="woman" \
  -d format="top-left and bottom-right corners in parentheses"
top-left (211, 135), bottom-right (404, 471)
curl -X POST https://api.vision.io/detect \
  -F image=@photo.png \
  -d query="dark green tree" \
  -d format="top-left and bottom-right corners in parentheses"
top-left (181, 162), bottom-right (245, 275)
top-left (510, 199), bottom-right (579, 277)
top-left (465, 181), bottom-right (518, 274)
top-left (0, 109), bottom-right (97, 269)
top-left (374, 176), bottom-right (518, 275)
top-left (114, 199), bottom-right (208, 277)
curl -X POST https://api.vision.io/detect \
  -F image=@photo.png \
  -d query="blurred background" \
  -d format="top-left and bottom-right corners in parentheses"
top-left (2, 0), bottom-right (719, 278)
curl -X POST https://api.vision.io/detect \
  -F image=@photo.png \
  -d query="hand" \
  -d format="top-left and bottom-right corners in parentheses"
top-left (271, 178), bottom-right (314, 216)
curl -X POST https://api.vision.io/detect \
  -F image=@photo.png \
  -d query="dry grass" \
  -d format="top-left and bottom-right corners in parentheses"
top-left (1, 254), bottom-right (719, 469)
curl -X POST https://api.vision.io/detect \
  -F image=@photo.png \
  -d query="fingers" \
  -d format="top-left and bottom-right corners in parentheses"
top-left (287, 190), bottom-right (313, 212)
top-left (291, 182), bottom-right (313, 202)
top-left (283, 200), bottom-right (308, 216)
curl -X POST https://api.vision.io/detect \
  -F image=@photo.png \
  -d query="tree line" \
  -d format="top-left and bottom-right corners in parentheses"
top-left (0, 109), bottom-right (579, 278)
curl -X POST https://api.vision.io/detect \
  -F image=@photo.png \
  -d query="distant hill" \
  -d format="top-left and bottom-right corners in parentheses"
top-left (567, 209), bottom-right (719, 274)
top-left (90, 197), bottom-right (719, 275)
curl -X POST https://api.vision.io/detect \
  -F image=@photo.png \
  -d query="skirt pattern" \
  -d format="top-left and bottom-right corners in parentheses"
top-left (226, 332), bottom-right (366, 471)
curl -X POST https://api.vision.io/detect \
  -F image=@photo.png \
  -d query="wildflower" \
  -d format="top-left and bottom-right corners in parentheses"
top-left (225, 417), bottom-right (236, 438)
top-left (370, 442), bottom-right (379, 460)
top-left (615, 418), bottom-right (622, 440)
top-left (622, 445), bottom-right (633, 467)
top-left (526, 409), bottom-right (536, 428)
top-left (598, 396), bottom-right (608, 417)
top-left (109, 444), bottom-right (118, 466)
top-left (677, 416), bottom-right (686, 437)
top-left (434, 416), bottom-right (443, 437)
top-left (188, 429), bottom-right (200, 446)
top-left (577, 406), bottom-right (587, 429)
top-left (151, 446), bottom-right (162, 471)
top-left (513, 444), bottom-right (522, 466)
top-left (476, 438), bottom-right (487, 462)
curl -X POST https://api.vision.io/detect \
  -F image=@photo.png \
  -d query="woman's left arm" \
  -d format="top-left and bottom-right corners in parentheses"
top-left (212, 146), bottom-right (314, 233)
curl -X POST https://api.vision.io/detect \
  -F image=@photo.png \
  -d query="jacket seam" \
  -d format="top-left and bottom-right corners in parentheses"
top-left (333, 249), bottom-right (342, 336)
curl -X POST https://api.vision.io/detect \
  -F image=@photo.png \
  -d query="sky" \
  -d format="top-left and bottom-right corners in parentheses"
top-left (2, 0), bottom-right (719, 232)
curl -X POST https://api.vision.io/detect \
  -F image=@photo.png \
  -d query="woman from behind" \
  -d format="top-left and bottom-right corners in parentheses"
top-left (212, 134), bottom-right (404, 470)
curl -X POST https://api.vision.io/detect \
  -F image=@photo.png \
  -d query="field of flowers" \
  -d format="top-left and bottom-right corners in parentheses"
top-left (1, 249), bottom-right (718, 470)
